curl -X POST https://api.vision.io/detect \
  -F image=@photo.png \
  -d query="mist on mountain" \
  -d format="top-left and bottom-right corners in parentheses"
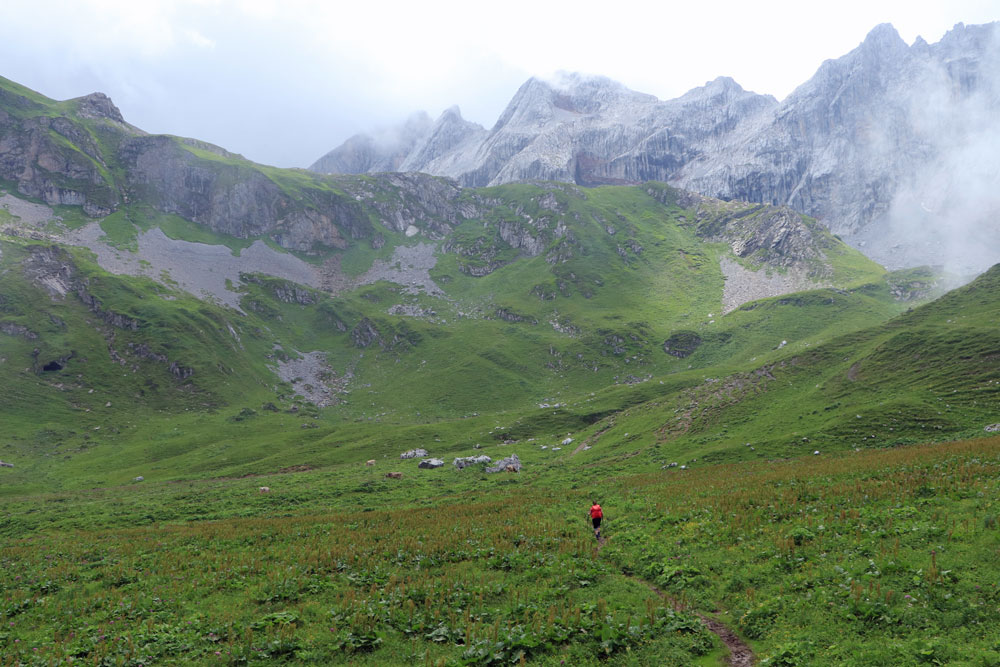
top-left (312, 22), bottom-right (1000, 278)
top-left (861, 23), bottom-right (1000, 277)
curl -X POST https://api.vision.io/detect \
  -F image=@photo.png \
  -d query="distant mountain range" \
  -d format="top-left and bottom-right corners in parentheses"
top-left (311, 22), bottom-right (1000, 273)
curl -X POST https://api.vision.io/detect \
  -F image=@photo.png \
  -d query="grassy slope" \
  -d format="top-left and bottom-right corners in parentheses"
top-left (0, 239), bottom-right (282, 493)
top-left (0, 170), bottom-right (942, 496)
top-left (566, 265), bottom-right (1000, 471)
top-left (3, 75), bottom-right (1000, 665)
top-left (3, 432), bottom-right (999, 664)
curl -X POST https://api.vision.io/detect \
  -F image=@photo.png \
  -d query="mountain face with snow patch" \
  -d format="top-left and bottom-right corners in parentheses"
top-left (310, 23), bottom-right (1000, 272)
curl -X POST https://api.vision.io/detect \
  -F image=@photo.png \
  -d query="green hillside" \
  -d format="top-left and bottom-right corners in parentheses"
top-left (1, 175), bottom-right (906, 495)
top-left (567, 264), bottom-right (1000, 468)
top-left (3, 73), bottom-right (999, 666)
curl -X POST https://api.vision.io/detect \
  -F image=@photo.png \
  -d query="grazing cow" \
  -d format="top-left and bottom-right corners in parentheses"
top-left (505, 465), bottom-right (517, 473)
top-left (259, 486), bottom-right (270, 493)
top-left (366, 459), bottom-right (376, 467)
top-left (385, 472), bottom-right (403, 479)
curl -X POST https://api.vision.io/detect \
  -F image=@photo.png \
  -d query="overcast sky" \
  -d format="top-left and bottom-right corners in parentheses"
top-left (1, 0), bottom-right (995, 168)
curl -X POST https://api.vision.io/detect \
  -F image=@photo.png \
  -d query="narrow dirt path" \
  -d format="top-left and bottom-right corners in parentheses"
top-left (637, 578), bottom-right (755, 667)
top-left (595, 536), bottom-right (755, 666)
top-left (572, 425), bottom-right (611, 455)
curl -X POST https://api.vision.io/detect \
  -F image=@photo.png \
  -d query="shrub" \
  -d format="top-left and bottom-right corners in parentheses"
top-left (738, 601), bottom-right (780, 639)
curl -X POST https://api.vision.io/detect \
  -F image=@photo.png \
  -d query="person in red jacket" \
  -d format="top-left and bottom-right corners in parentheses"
top-left (589, 501), bottom-right (603, 539)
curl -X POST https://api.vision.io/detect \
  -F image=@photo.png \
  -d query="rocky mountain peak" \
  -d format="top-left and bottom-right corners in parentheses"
top-left (677, 76), bottom-right (770, 110)
top-left (398, 106), bottom-right (486, 173)
top-left (547, 72), bottom-right (656, 113)
top-left (699, 76), bottom-right (745, 95)
top-left (798, 23), bottom-right (908, 100)
top-left (440, 105), bottom-right (463, 120)
top-left (490, 77), bottom-right (558, 131)
top-left (74, 92), bottom-right (125, 123)
top-left (310, 111), bottom-right (433, 174)
top-left (428, 106), bottom-right (482, 136)
top-left (933, 21), bottom-right (1000, 67)
top-left (490, 73), bottom-right (655, 133)
top-left (859, 23), bottom-right (907, 55)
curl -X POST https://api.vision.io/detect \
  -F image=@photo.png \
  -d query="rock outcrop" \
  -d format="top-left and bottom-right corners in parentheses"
top-left (0, 322), bottom-right (38, 339)
top-left (663, 331), bottom-right (703, 358)
top-left (332, 172), bottom-right (472, 239)
top-left (0, 78), bottom-right (375, 253)
top-left (485, 454), bottom-right (521, 473)
top-left (494, 307), bottom-right (537, 325)
top-left (350, 317), bottom-right (382, 348)
top-left (75, 92), bottom-right (126, 123)
top-left (241, 274), bottom-right (317, 305)
top-left (400, 448), bottom-right (429, 459)
top-left (119, 136), bottom-right (371, 251)
top-left (453, 455), bottom-right (491, 469)
top-left (691, 199), bottom-right (833, 275)
top-left (0, 87), bottom-right (120, 214)
top-left (20, 245), bottom-right (194, 380)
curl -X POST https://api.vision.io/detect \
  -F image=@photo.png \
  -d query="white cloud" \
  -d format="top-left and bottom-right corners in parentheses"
top-left (183, 29), bottom-right (216, 50)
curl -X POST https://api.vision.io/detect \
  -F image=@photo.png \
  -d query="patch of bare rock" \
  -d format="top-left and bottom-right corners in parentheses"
top-left (272, 350), bottom-right (345, 407)
top-left (720, 256), bottom-right (828, 313)
top-left (359, 243), bottom-right (443, 296)
top-left (0, 193), bottom-right (57, 226)
top-left (64, 223), bottom-right (320, 310)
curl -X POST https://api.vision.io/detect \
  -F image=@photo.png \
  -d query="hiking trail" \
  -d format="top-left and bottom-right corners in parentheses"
top-left (595, 535), bottom-right (755, 667)
top-left (572, 426), bottom-right (611, 456)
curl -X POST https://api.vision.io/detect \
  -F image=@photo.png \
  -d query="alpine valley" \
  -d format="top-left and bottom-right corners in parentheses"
top-left (1, 21), bottom-right (999, 667)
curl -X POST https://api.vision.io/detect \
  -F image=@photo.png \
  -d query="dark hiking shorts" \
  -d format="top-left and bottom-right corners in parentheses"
top-left (592, 516), bottom-right (602, 529)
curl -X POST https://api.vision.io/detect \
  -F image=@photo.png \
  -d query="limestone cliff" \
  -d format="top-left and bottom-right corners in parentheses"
top-left (118, 136), bottom-right (371, 250)
top-left (0, 83), bottom-right (123, 215)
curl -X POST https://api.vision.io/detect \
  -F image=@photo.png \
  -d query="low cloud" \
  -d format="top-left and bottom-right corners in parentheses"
top-left (860, 27), bottom-right (1000, 279)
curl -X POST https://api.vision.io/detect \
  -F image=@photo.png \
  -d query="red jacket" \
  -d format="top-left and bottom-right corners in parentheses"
top-left (590, 504), bottom-right (603, 519)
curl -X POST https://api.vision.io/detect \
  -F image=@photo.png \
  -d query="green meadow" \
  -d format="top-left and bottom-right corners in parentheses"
top-left (2, 74), bottom-right (999, 663)
top-left (4, 435), bottom-right (1000, 665)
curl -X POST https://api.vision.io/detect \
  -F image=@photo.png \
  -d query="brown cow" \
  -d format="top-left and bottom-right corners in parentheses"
top-left (385, 472), bottom-right (403, 479)
top-left (366, 460), bottom-right (376, 466)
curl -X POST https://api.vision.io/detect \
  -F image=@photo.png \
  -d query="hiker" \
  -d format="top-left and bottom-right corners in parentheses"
top-left (589, 501), bottom-right (603, 539)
